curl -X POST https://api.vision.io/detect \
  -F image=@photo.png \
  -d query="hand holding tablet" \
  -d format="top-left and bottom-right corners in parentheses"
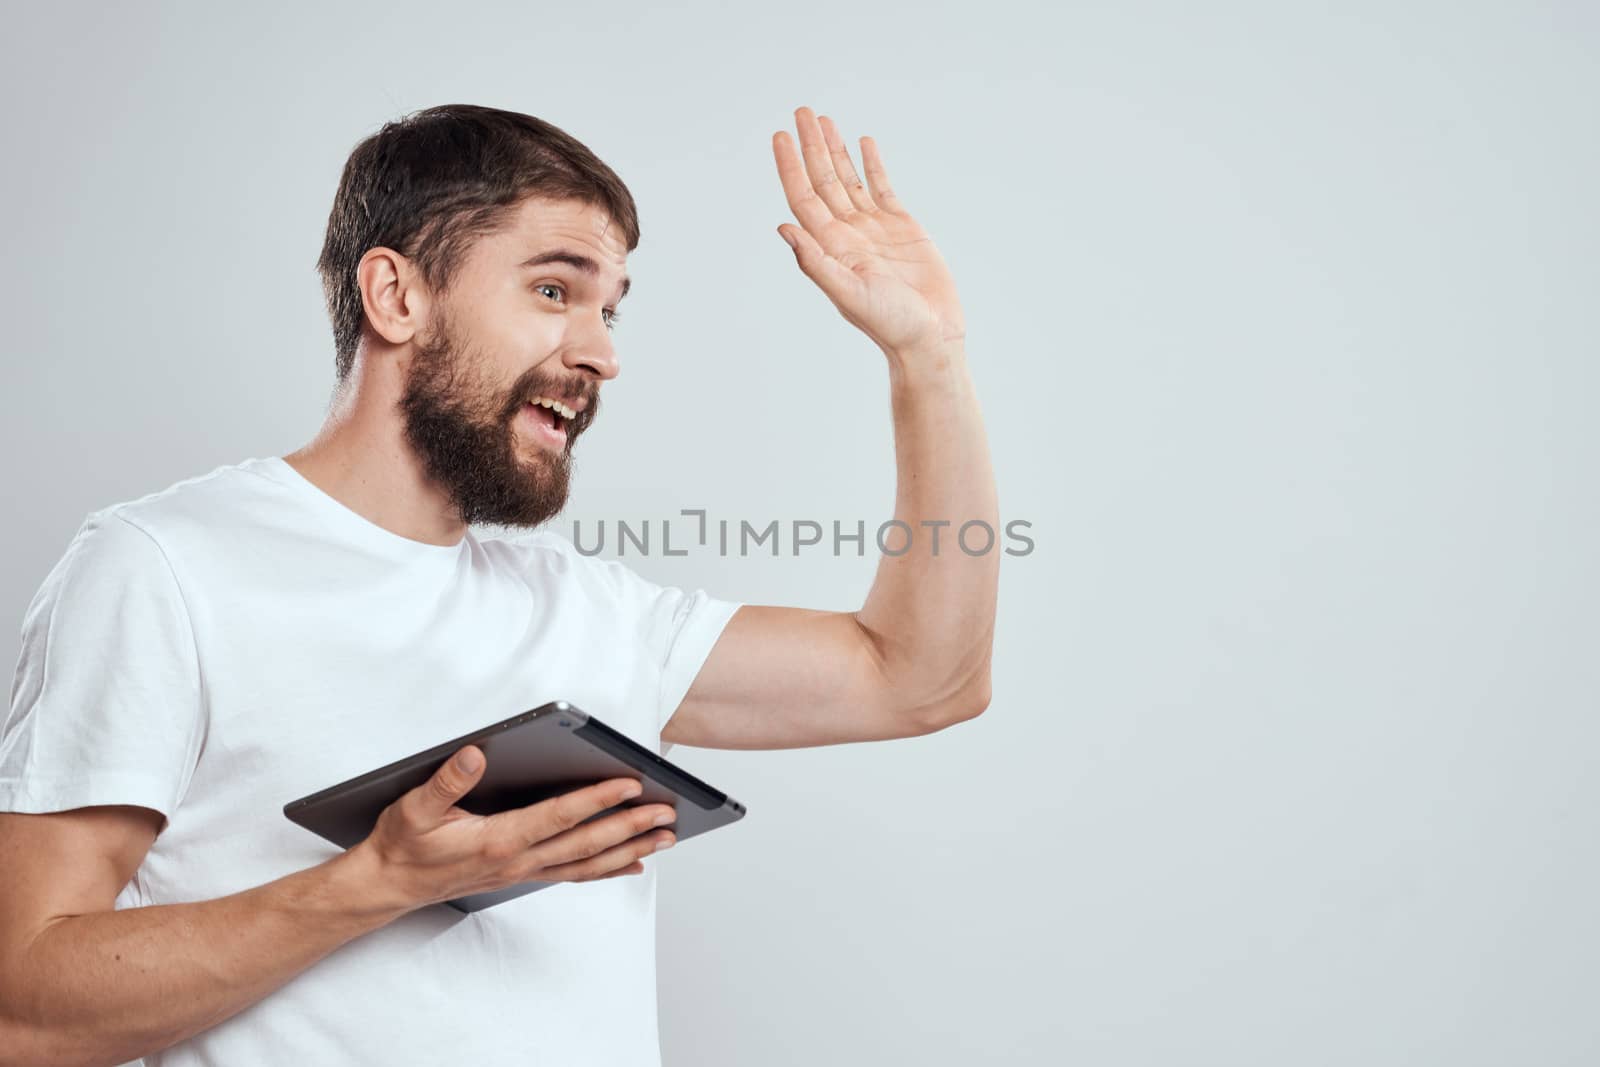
top-left (283, 701), bottom-right (747, 912)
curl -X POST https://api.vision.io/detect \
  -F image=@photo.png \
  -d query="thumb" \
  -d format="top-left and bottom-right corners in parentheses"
top-left (416, 744), bottom-right (485, 819)
top-left (776, 225), bottom-right (866, 308)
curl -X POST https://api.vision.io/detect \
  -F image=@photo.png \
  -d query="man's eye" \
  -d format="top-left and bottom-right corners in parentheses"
top-left (539, 283), bottom-right (621, 333)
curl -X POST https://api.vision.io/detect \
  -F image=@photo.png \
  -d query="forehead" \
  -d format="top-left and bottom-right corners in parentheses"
top-left (462, 195), bottom-right (631, 303)
top-left (485, 195), bottom-right (630, 270)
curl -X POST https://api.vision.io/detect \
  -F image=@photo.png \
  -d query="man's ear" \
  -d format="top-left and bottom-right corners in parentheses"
top-left (356, 246), bottom-right (428, 346)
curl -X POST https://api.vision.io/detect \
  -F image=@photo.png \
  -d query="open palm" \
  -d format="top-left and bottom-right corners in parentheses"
top-left (773, 106), bottom-right (966, 358)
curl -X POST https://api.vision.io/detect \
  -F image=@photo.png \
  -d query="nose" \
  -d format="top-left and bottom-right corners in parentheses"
top-left (562, 318), bottom-right (620, 382)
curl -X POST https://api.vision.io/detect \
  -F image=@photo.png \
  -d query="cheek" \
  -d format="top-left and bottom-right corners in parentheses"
top-left (466, 310), bottom-right (558, 385)
top-left (486, 298), bottom-right (563, 355)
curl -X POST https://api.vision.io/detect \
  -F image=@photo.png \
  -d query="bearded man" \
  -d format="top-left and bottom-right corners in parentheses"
top-left (0, 102), bottom-right (996, 1066)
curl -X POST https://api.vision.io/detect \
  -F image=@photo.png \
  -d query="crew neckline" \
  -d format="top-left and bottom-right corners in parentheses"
top-left (250, 456), bottom-right (471, 559)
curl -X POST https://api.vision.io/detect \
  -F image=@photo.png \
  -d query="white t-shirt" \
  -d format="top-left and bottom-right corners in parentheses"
top-left (0, 455), bottom-right (742, 1067)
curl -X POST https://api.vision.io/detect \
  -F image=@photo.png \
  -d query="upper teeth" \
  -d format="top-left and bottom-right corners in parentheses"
top-left (530, 397), bottom-right (575, 421)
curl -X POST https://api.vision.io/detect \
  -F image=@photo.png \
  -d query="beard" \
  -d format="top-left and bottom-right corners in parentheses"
top-left (397, 307), bottom-right (598, 529)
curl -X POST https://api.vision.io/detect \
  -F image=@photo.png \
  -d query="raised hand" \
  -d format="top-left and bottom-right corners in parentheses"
top-left (772, 106), bottom-right (966, 361)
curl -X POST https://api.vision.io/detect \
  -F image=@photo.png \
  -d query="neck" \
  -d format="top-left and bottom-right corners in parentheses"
top-left (283, 364), bottom-right (467, 549)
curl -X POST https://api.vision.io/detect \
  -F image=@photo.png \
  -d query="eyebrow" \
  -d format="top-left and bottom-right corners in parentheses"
top-left (519, 249), bottom-right (631, 303)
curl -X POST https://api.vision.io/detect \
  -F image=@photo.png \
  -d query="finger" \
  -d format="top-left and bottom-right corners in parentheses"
top-left (776, 223), bottom-right (867, 310)
top-left (818, 115), bottom-right (874, 215)
top-left (772, 128), bottom-right (835, 239)
top-left (791, 105), bottom-right (855, 219)
top-left (530, 828), bottom-right (675, 883)
top-left (411, 745), bottom-right (487, 821)
top-left (489, 776), bottom-right (643, 849)
top-left (522, 801), bottom-right (675, 870)
top-left (859, 135), bottom-right (908, 216)
top-left (595, 860), bottom-right (646, 880)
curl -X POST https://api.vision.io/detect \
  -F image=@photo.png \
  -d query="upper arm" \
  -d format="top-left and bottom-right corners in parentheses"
top-left (0, 805), bottom-right (162, 990)
top-left (660, 604), bottom-right (988, 750)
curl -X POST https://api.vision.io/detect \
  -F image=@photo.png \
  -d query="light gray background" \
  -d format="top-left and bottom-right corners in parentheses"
top-left (3, 1), bottom-right (1596, 1064)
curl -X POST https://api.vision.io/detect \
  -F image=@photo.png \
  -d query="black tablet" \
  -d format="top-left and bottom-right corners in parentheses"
top-left (282, 700), bottom-right (747, 912)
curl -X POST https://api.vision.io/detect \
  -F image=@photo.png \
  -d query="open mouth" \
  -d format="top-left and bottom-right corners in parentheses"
top-left (521, 399), bottom-right (572, 446)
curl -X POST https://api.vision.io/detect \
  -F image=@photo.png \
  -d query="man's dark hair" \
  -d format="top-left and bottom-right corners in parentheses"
top-left (316, 104), bottom-right (640, 383)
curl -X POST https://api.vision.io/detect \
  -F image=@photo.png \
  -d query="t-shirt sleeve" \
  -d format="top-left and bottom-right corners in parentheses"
top-left (1, 509), bottom-right (207, 823)
top-left (654, 586), bottom-right (741, 753)
top-left (579, 552), bottom-right (740, 755)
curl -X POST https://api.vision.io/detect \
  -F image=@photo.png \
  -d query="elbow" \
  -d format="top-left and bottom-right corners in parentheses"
top-left (953, 663), bottom-right (993, 723)
top-left (864, 617), bottom-right (994, 735)
top-left (955, 625), bottom-right (996, 723)
top-left (916, 656), bottom-right (993, 733)
top-left (968, 668), bottom-right (993, 719)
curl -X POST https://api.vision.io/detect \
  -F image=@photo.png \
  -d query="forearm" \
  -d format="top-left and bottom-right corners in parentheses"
top-left (856, 342), bottom-right (998, 716)
top-left (0, 843), bottom-right (408, 1067)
